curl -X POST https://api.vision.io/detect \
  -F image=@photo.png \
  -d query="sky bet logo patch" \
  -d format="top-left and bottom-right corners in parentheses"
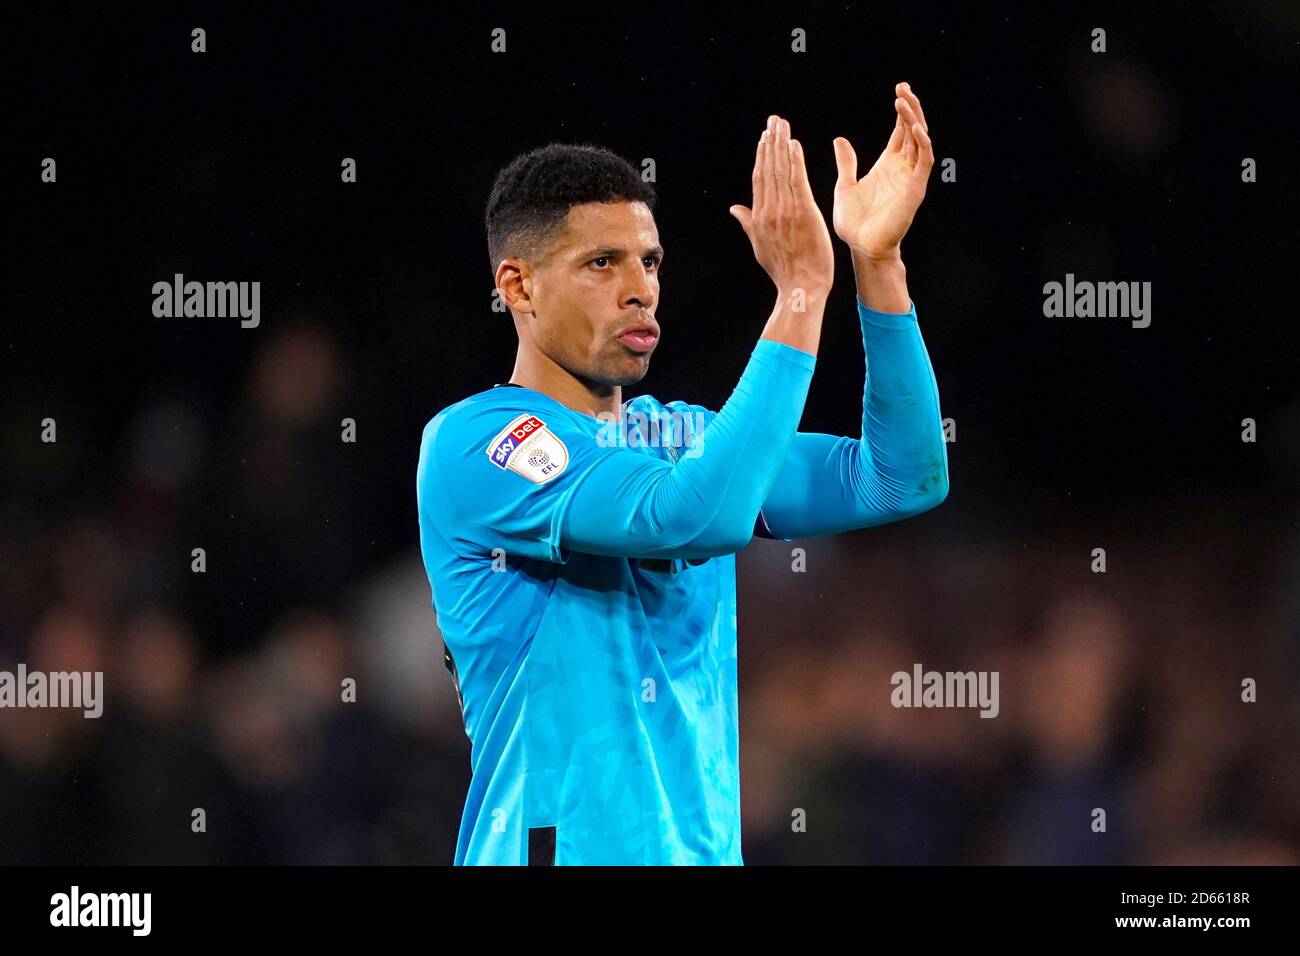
top-left (486, 413), bottom-right (569, 484)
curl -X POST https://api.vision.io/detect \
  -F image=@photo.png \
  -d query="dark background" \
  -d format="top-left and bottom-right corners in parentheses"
top-left (2, 1), bottom-right (1297, 864)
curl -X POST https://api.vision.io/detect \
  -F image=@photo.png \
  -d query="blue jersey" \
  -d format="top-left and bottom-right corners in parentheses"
top-left (417, 300), bottom-right (949, 865)
top-left (418, 386), bottom-right (748, 864)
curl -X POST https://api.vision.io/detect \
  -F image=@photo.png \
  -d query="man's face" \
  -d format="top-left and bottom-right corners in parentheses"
top-left (518, 201), bottom-right (663, 387)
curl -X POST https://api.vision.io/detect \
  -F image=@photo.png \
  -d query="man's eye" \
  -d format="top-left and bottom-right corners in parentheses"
top-left (589, 255), bottom-right (660, 270)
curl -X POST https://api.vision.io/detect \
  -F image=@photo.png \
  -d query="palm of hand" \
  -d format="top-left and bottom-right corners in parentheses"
top-left (832, 84), bottom-right (934, 259)
top-left (834, 150), bottom-right (926, 258)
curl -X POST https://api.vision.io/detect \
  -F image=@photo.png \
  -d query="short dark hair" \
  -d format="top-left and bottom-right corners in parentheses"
top-left (484, 143), bottom-right (657, 274)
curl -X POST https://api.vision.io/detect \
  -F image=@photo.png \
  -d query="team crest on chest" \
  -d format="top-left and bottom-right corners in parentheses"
top-left (486, 413), bottom-right (569, 483)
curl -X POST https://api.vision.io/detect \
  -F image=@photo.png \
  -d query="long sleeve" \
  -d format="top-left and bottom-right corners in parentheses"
top-left (756, 297), bottom-right (948, 541)
top-left (420, 338), bottom-right (817, 562)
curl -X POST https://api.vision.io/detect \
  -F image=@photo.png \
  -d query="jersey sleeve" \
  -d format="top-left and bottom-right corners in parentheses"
top-left (758, 299), bottom-right (948, 539)
top-left (418, 338), bottom-right (817, 563)
top-left (665, 300), bottom-right (949, 542)
top-left (658, 398), bottom-right (781, 540)
top-left (418, 400), bottom-right (588, 563)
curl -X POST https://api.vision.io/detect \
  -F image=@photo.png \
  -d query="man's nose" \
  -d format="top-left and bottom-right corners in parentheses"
top-left (622, 263), bottom-right (656, 310)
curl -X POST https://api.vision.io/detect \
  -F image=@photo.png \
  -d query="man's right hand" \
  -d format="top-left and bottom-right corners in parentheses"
top-left (730, 114), bottom-right (835, 300)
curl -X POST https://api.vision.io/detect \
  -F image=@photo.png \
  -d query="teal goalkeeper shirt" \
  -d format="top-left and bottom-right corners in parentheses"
top-left (416, 298), bottom-right (948, 865)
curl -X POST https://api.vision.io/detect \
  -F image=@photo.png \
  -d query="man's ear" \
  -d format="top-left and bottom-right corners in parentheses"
top-left (496, 258), bottom-right (535, 316)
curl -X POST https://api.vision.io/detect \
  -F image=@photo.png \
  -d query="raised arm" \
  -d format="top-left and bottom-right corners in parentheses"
top-left (757, 297), bottom-right (947, 540)
top-left (758, 83), bottom-right (949, 538)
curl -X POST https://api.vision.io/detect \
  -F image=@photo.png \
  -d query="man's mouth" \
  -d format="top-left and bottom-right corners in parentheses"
top-left (616, 321), bottom-right (659, 354)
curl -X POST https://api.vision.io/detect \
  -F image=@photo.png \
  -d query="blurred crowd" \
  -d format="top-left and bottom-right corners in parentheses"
top-left (1, 320), bottom-right (1296, 865)
top-left (738, 528), bottom-right (1300, 864)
